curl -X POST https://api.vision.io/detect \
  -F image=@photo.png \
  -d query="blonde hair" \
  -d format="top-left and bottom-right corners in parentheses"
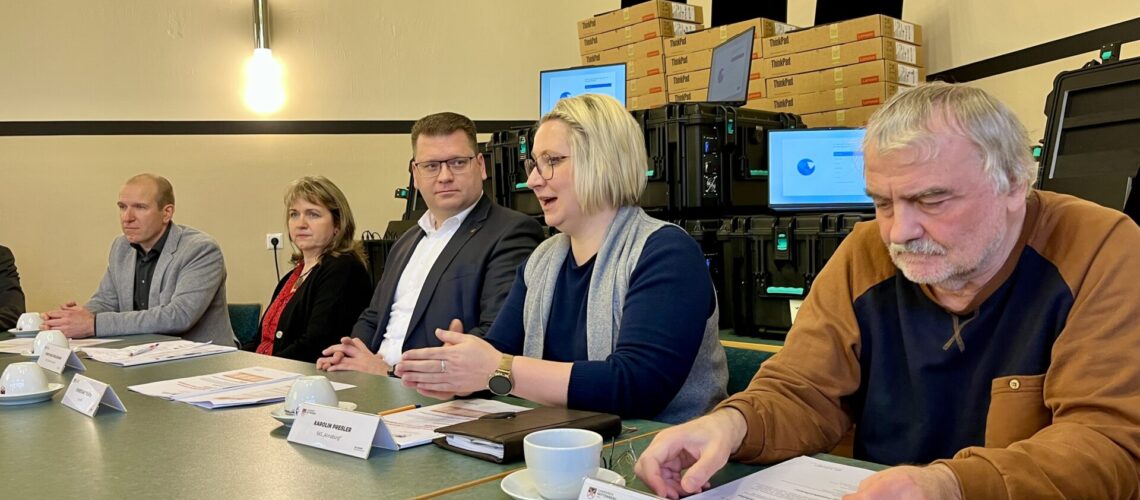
top-left (864, 82), bottom-right (1037, 194)
top-left (284, 176), bottom-right (364, 265)
top-left (539, 94), bottom-right (647, 214)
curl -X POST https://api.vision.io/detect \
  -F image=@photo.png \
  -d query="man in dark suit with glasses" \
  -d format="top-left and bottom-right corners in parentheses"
top-left (317, 112), bottom-right (543, 376)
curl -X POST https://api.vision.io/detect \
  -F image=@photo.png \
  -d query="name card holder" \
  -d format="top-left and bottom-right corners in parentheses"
top-left (286, 402), bottom-right (402, 459)
top-left (37, 343), bottom-right (87, 374)
top-left (578, 477), bottom-right (661, 500)
top-left (61, 374), bottom-right (127, 417)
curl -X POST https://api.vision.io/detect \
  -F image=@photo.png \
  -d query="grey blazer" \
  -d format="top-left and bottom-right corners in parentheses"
top-left (86, 224), bottom-right (236, 346)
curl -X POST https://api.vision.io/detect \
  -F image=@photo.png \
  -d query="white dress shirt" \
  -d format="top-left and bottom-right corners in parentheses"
top-left (376, 201), bottom-right (478, 365)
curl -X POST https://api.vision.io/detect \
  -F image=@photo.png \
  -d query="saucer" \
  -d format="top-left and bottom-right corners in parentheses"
top-left (501, 468), bottom-right (625, 500)
top-left (270, 401), bottom-right (357, 427)
top-left (19, 351), bottom-right (40, 359)
top-left (0, 383), bottom-right (65, 406)
top-left (7, 329), bottom-right (40, 338)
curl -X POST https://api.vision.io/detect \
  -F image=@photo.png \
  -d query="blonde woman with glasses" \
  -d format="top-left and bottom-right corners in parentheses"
top-left (397, 95), bottom-right (728, 424)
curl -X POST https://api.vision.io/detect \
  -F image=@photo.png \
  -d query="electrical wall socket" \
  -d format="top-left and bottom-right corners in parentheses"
top-left (266, 233), bottom-right (283, 250)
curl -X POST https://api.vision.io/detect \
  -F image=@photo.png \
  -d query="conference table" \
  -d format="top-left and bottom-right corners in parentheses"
top-left (0, 333), bottom-right (879, 498)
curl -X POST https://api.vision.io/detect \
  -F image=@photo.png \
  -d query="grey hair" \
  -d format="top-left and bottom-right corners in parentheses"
top-left (863, 82), bottom-right (1036, 194)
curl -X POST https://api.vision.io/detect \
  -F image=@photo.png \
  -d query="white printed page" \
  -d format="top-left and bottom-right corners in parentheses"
top-left (128, 366), bottom-right (303, 399)
top-left (82, 340), bottom-right (236, 366)
top-left (0, 338), bottom-right (117, 354)
top-left (689, 456), bottom-right (875, 500)
top-left (178, 379), bottom-right (354, 409)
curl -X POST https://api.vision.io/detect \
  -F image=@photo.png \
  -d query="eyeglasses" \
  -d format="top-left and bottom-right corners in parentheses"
top-left (602, 426), bottom-right (639, 482)
top-left (523, 154), bottom-right (569, 180)
top-left (411, 156), bottom-right (476, 178)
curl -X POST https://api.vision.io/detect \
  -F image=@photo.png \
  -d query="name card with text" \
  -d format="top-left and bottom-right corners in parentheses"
top-left (286, 403), bottom-right (400, 459)
top-left (36, 344), bottom-right (87, 374)
top-left (61, 374), bottom-right (127, 417)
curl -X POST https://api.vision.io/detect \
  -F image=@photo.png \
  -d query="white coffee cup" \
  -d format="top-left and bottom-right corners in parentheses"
top-left (283, 376), bottom-right (338, 416)
top-left (32, 330), bottom-right (69, 355)
top-left (0, 362), bottom-right (50, 396)
top-left (16, 312), bottom-right (44, 332)
top-left (523, 428), bottom-right (603, 500)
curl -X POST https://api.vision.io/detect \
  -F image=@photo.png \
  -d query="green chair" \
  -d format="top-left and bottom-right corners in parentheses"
top-left (228, 303), bottom-right (262, 347)
top-left (724, 345), bottom-right (776, 395)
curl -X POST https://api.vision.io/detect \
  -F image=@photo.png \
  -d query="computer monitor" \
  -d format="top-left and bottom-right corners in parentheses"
top-left (706, 27), bottom-right (755, 104)
top-left (767, 128), bottom-right (874, 211)
top-left (539, 63), bottom-right (627, 117)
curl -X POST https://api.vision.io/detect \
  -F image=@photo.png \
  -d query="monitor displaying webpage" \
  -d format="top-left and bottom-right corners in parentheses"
top-left (768, 128), bottom-right (874, 211)
top-left (540, 64), bottom-right (626, 116)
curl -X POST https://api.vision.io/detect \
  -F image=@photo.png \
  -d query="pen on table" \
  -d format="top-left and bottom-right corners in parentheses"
top-left (127, 343), bottom-right (160, 355)
top-left (378, 404), bottom-right (421, 416)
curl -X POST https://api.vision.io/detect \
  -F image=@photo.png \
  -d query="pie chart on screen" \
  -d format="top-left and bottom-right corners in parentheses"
top-left (797, 158), bottom-right (816, 176)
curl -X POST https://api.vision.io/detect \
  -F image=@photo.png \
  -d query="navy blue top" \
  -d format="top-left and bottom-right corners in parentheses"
top-left (848, 246), bottom-right (1071, 465)
top-left (484, 226), bottom-right (715, 419)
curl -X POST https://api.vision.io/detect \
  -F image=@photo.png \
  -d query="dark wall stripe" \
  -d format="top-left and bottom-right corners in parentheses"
top-left (929, 17), bottom-right (1140, 83)
top-left (0, 120), bottom-right (533, 137)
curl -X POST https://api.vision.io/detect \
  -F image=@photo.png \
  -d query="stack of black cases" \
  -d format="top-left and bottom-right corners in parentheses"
top-left (396, 103), bottom-right (874, 339)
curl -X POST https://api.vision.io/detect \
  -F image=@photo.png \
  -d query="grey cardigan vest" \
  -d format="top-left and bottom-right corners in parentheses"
top-left (521, 206), bottom-right (728, 423)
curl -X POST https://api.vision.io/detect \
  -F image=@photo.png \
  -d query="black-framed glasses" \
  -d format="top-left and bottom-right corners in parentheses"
top-left (602, 426), bottom-right (639, 482)
top-left (523, 154), bottom-right (569, 180)
top-left (411, 156), bottom-right (476, 178)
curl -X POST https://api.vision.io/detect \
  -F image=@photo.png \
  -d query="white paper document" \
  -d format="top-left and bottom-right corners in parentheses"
top-left (127, 366), bottom-right (354, 409)
top-left (82, 340), bottom-right (236, 366)
top-left (689, 456), bottom-right (875, 500)
top-left (381, 399), bottom-right (529, 448)
top-left (0, 338), bottom-right (116, 354)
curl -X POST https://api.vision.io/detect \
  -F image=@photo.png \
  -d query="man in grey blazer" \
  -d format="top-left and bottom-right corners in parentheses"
top-left (44, 174), bottom-right (235, 346)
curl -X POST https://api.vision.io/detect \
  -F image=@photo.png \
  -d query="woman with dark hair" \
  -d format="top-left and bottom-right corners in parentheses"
top-left (250, 176), bottom-right (372, 361)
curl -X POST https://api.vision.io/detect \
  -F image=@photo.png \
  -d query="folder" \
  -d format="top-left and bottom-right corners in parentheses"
top-left (432, 407), bottom-right (623, 463)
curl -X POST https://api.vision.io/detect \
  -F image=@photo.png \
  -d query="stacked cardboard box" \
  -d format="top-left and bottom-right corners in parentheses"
top-left (662, 17), bottom-right (796, 103)
top-left (577, 0), bottom-right (705, 111)
top-left (746, 15), bottom-right (926, 126)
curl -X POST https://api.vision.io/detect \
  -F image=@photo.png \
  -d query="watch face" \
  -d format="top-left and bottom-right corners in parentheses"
top-left (488, 374), bottom-right (512, 396)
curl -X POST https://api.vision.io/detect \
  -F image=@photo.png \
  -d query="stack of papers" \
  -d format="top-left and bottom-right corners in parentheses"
top-left (690, 456), bottom-right (875, 500)
top-left (83, 340), bottom-right (236, 366)
top-left (381, 399), bottom-right (529, 449)
top-left (0, 338), bottom-right (117, 354)
top-left (128, 366), bottom-right (354, 409)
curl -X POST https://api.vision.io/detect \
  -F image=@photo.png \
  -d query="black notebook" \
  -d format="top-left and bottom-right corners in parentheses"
top-left (432, 407), bottom-right (622, 463)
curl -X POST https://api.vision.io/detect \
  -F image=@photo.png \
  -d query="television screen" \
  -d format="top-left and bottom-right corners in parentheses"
top-left (539, 63), bottom-right (627, 117)
top-left (707, 27), bottom-right (755, 104)
top-left (768, 128), bottom-right (874, 211)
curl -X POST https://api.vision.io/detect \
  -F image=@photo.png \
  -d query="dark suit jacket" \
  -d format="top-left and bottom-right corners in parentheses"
top-left (0, 245), bottom-right (26, 330)
top-left (252, 252), bottom-right (372, 362)
top-left (353, 195), bottom-right (543, 353)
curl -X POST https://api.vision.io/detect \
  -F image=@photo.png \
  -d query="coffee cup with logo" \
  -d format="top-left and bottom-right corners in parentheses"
top-left (283, 376), bottom-right (338, 416)
top-left (523, 428), bottom-right (604, 499)
top-left (32, 330), bottom-right (69, 355)
top-left (0, 362), bottom-right (50, 396)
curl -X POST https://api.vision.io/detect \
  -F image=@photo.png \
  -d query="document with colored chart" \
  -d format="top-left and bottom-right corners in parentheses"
top-left (127, 366), bottom-right (353, 409)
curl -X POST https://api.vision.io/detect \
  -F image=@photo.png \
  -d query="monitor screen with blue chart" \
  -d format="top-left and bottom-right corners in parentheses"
top-left (539, 63), bottom-right (626, 117)
top-left (767, 128), bottom-right (874, 211)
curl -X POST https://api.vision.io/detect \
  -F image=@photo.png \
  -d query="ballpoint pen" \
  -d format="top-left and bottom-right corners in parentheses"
top-left (126, 343), bottom-right (161, 357)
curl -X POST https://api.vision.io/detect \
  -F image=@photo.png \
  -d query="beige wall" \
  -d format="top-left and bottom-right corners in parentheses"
top-left (0, 0), bottom-right (611, 312)
top-left (2, 0), bottom-right (1138, 313)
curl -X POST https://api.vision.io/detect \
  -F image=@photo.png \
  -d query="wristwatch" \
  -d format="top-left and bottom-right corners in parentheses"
top-left (487, 354), bottom-right (514, 396)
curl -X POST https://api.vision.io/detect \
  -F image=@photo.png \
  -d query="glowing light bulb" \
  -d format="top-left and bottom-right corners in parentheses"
top-left (244, 48), bottom-right (285, 114)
